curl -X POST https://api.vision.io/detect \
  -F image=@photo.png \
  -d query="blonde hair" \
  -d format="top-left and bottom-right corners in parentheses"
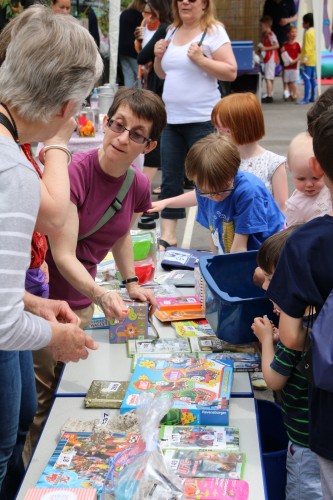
top-left (185, 133), bottom-right (240, 191)
top-left (211, 93), bottom-right (265, 145)
top-left (170, 0), bottom-right (220, 31)
top-left (287, 132), bottom-right (314, 173)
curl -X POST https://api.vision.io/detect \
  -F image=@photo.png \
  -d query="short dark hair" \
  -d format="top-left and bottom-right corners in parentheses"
top-left (107, 87), bottom-right (166, 140)
top-left (312, 108), bottom-right (333, 181)
top-left (303, 13), bottom-right (314, 27)
top-left (307, 87), bottom-right (333, 137)
top-left (260, 15), bottom-right (273, 28)
top-left (257, 225), bottom-right (301, 275)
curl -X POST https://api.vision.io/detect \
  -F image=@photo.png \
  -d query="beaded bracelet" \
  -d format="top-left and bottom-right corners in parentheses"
top-left (38, 144), bottom-right (72, 166)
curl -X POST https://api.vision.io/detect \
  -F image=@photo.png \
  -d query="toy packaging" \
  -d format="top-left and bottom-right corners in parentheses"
top-left (156, 296), bottom-right (202, 312)
top-left (114, 393), bottom-right (183, 500)
top-left (154, 308), bottom-right (206, 323)
top-left (202, 352), bottom-right (261, 372)
top-left (127, 338), bottom-right (191, 357)
top-left (171, 319), bottom-right (216, 338)
top-left (120, 357), bottom-right (233, 425)
top-left (84, 381), bottom-right (130, 409)
top-left (87, 305), bottom-right (109, 330)
top-left (165, 449), bottom-right (246, 479)
top-left (182, 478), bottom-right (249, 500)
top-left (159, 425), bottom-right (240, 452)
top-left (109, 300), bottom-right (150, 344)
top-left (24, 488), bottom-right (97, 499)
top-left (36, 431), bottom-right (145, 496)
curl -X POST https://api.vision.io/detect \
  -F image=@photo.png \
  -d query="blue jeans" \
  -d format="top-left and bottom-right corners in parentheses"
top-left (160, 121), bottom-right (215, 220)
top-left (301, 65), bottom-right (316, 102)
top-left (119, 55), bottom-right (139, 88)
top-left (0, 350), bottom-right (37, 499)
top-left (286, 441), bottom-right (323, 500)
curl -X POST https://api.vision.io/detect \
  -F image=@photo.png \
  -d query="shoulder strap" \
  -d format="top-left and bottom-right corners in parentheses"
top-left (78, 166), bottom-right (135, 241)
top-left (0, 112), bottom-right (17, 142)
top-left (198, 29), bottom-right (208, 47)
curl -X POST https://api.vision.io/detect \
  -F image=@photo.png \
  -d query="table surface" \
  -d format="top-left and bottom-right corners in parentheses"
top-left (17, 397), bottom-right (266, 500)
top-left (56, 317), bottom-right (253, 398)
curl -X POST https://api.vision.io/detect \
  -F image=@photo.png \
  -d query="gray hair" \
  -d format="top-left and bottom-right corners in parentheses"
top-left (0, 5), bottom-right (103, 123)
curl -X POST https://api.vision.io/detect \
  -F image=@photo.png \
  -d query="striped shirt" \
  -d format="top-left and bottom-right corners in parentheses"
top-left (0, 137), bottom-right (51, 350)
top-left (271, 340), bottom-right (309, 447)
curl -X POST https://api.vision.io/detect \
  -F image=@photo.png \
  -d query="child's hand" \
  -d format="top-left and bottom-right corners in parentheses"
top-left (146, 199), bottom-right (168, 213)
top-left (251, 316), bottom-right (275, 343)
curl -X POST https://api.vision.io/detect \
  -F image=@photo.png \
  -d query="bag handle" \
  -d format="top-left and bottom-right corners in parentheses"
top-left (78, 166), bottom-right (135, 241)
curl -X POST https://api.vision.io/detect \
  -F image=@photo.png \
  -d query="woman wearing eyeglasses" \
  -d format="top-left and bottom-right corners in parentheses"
top-left (28, 88), bottom-right (166, 455)
top-left (153, 0), bottom-right (237, 250)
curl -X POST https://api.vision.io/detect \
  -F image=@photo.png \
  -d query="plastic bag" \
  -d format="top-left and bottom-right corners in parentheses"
top-left (114, 393), bottom-right (184, 499)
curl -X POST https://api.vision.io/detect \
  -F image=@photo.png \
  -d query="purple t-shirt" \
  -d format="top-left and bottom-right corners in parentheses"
top-left (47, 149), bottom-right (151, 309)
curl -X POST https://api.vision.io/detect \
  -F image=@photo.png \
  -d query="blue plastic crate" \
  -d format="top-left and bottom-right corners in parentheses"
top-left (231, 41), bottom-right (254, 71)
top-left (199, 251), bottom-right (276, 344)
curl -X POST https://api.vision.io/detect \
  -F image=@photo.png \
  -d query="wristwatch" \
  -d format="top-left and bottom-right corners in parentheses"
top-left (122, 276), bottom-right (139, 285)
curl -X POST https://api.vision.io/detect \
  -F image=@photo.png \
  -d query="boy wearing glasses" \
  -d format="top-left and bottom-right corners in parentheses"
top-left (149, 133), bottom-right (285, 253)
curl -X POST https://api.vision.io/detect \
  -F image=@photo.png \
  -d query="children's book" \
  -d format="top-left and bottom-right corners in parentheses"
top-left (130, 353), bottom-right (198, 372)
top-left (127, 338), bottom-right (192, 357)
top-left (159, 425), bottom-right (240, 452)
top-left (154, 308), bottom-right (206, 323)
top-left (84, 381), bottom-right (130, 408)
top-left (36, 431), bottom-right (145, 495)
top-left (87, 304), bottom-right (109, 330)
top-left (182, 478), bottom-right (249, 500)
top-left (202, 352), bottom-right (261, 372)
top-left (120, 357), bottom-right (233, 425)
top-left (164, 450), bottom-right (246, 479)
top-left (156, 296), bottom-right (202, 312)
top-left (190, 337), bottom-right (257, 354)
top-left (24, 488), bottom-right (97, 499)
top-left (171, 319), bottom-right (216, 338)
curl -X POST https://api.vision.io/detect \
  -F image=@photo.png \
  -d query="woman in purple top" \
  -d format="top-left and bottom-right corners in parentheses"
top-left (27, 88), bottom-right (167, 457)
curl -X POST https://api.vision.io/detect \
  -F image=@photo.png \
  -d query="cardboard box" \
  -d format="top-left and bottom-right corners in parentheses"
top-left (109, 301), bottom-right (149, 343)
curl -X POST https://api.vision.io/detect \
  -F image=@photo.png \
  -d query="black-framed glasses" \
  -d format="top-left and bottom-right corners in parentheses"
top-left (106, 118), bottom-right (151, 145)
top-left (196, 185), bottom-right (234, 198)
top-left (177, 0), bottom-right (197, 3)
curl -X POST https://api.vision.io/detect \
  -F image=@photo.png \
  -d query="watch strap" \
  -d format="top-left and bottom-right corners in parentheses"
top-left (122, 276), bottom-right (139, 285)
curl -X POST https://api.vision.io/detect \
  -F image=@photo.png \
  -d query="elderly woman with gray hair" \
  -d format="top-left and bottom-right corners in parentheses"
top-left (0, 5), bottom-right (103, 498)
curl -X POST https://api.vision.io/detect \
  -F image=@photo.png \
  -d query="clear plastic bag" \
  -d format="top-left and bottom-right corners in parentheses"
top-left (114, 393), bottom-right (184, 499)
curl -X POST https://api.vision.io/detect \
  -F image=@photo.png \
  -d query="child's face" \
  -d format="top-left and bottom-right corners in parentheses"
top-left (261, 269), bottom-right (280, 315)
top-left (196, 179), bottom-right (234, 202)
top-left (260, 22), bottom-right (269, 33)
top-left (289, 161), bottom-right (325, 196)
top-left (287, 28), bottom-right (297, 42)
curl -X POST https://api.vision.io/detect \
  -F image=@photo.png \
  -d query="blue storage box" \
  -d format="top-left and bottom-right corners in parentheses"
top-left (199, 251), bottom-right (275, 344)
top-left (231, 41), bottom-right (254, 71)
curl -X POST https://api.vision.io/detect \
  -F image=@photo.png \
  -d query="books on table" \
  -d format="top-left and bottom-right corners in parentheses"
top-left (171, 319), bottom-right (216, 338)
top-left (159, 425), bottom-right (240, 452)
top-left (127, 338), bottom-right (192, 357)
top-left (182, 478), bottom-right (249, 499)
top-left (156, 296), bottom-right (202, 312)
top-left (84, 381), bottom-right (129, 409)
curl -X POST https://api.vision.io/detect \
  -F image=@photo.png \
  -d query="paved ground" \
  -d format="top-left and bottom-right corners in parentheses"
top-left (150, 76), bottom-right (324, 250)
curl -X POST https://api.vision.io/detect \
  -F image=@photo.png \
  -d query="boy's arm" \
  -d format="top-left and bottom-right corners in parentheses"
top-left (252, 317), bottom-right (288, 391)
top-left (278, 311), bottom-right (306, 351)
top-left (230, 233), bottom-right (248, 253)
top-left (147, 190), bottom-right (197, 212)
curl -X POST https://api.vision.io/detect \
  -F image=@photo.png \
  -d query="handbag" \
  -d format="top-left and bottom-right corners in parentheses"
top-left (310, 288), bottom-right (333, 392)
top-left (78, 166), bottom-right (135, 241)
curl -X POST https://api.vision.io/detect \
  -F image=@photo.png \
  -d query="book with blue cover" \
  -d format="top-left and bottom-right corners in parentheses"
top-left (120, 357), bottom-right (233, 425)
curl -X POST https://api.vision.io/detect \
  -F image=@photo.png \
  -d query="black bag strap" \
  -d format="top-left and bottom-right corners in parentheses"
top-left (78, 166), bottom-right (135, 241)
top-left (0, 112), bottom-right (17, 142)
top-left (198, 29), bottom-right (208, 47)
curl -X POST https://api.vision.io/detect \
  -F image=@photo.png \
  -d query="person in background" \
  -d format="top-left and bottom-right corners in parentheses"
top-left (153, 0), bottom-right (237, 251)
top-left (263, 0), bottom-right (297, 101)
top-left (298, 13), bottom-right (316, 105)
top-left (259, 15), bottom-right (279, 104)
top-left (118, 0), bottom-right (146, 87)
top-left (286, 132), bottom-right (331, 225)
top-left (280, 25), bottom-right (301, 102)
top-left (252, 227), bottom-right (323, 500)
top-left (51, 0), bottom-right (70, 15)
top-left (0, 6), bottom-right (102, 497)
top-left (267, 108), bottom-right (333, 499)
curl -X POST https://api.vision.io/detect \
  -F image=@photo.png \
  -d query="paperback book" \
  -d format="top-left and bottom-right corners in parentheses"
top-left (24, 488), bottom-right (97, 499)
top-left (182, 478), bottom-right (249, 500)
top-left (159, 425), bottom-right (240, 452)
top-left (154, 308), bottom-right (206, 323)
top-left (164, 450), bottom-right (246, 479)
top-left (202, 352), bottom-right (261, 372)
top-left (36, 431), bottom-right (145, 495)
top-left (161, 269), bottom-right (195, 288)
top-left (171, 319), bottom-right (216, 338)
top-left (84, 381), bottom-right (130, 409)
top-left (120, 357), bottom-right (233, 425)
top-left (156, 296), bottom-right (202, 312)
top-left (130, 353), bottom-right (198, 372)
top-left (127, 338), bottom-right (192, 357)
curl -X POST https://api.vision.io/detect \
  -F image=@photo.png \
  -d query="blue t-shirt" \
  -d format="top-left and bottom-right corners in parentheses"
top-left (196, 171), bottom-right (285, 253)
top-left (268, 215), bottom-right (333, 460)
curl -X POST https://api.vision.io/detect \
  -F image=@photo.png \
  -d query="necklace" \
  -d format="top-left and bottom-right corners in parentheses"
top-left (0, 102), bottom-right (19, 144)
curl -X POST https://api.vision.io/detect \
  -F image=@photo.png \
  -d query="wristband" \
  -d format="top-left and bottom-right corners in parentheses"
top-left (38, 144), bottom-right (72, 166)
top-left (122, 276), bottom-right (139, 285)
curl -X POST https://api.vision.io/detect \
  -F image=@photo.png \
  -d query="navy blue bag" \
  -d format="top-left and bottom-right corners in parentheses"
top-left (311, 289), bottom-right (333, 392)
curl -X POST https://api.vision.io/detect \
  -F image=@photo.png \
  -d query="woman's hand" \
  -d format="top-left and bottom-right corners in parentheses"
top-left (98, 290), bottom-right (129, 323)
top-left (187, 42), bottom-right (205, 64)
top-left (125, 283), bottom-right (157, 316)
top-left (154, 39), bottom-right (170, 60)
